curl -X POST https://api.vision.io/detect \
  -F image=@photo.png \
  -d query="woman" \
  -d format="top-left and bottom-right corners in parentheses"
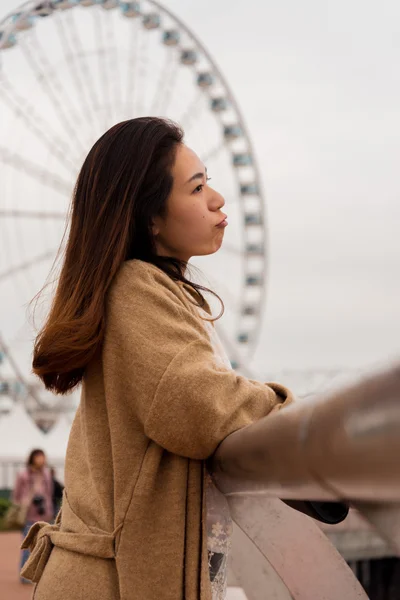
top-left (13, 448), bottom-right (53, 583)
top-left (21, 117), bottom-right (294, 600)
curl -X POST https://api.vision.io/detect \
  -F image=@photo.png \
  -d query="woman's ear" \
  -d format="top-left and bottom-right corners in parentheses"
top-left (152, 215), bottom-right (161, 237)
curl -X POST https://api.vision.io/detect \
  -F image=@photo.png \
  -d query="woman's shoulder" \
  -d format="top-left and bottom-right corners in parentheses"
top-left (105, 259), bottom-right (209, 337)
top-left (112, 259), bottom-right (178, 295)
top-left (15, 467), bottom-right (29, 482)
top-left (106, 259), bottom-right (190, 321)
top-left (123, 258), bottom-right (166, 278)
top-left (109, 259), bottom-right (197, 312)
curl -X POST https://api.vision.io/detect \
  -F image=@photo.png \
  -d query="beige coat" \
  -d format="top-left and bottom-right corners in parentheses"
top-left (21, 259), bottom-right (293, 600)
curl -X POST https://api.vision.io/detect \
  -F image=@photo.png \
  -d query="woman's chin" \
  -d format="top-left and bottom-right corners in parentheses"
top-left (190, 237), bottom-right (225, 257)
top-left (208, 241), bottom-right (224, 255)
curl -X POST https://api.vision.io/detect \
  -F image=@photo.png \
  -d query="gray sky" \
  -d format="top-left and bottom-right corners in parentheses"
top-left (166, 0), bottom-right (400, 372)
top-left (1, 0), bottom-right (399, 377)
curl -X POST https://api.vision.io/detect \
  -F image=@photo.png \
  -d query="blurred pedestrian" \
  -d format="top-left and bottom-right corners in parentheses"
top-left (13, 448), bottom-right (53, 584)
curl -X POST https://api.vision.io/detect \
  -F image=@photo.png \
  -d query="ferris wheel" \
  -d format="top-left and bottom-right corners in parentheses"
top-left (0, 0), bottom-right (268, 417)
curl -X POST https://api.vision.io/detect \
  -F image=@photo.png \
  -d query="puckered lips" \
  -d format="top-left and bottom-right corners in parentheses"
top-left (216, 214), bottom-right (228, 228)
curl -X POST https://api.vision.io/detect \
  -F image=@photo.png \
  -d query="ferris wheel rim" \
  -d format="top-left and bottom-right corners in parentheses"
top-left (0, 0), bottom-right (268, 373)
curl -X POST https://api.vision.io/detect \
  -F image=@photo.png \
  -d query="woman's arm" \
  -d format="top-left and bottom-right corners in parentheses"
top-left (145, 338), bottom-right (292, 458)
top-left (12, 472), bottom-right (25, 504)
top-left (105, 261), bottom-right (294, 459)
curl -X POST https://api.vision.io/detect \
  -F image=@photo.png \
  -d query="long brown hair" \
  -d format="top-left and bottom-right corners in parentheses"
top-left (26, 448), bottom-right (45, 468)
top-left (31, 117), bottom-right (223, 395)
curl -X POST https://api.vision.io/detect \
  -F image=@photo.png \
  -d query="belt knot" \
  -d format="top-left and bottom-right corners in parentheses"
top-left (21, 521), bottom-right (59, 583)
top-left (20, 520), bottom-right (120, 584)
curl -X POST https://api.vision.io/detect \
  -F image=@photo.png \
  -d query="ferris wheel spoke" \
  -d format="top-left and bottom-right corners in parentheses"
top-left (149, 48), bottom-right (171, 115)
top-left (93, 10), bottom-right (113, 128)
top-left (28, 29), bottom-right (90, 152)
top-left (0, 147), bottom-right (73, 196)
top-left (106, 11), bottom-right (123, 120)
top-left (136, 28), bottom-right (150, 116)
top-left (125, 18), bottom-right (140, 119)
top-left (0, 75), bottom-right (78, 173)
top-left (6, 323), bottom-right (30, 353)
top-left (159, 59), bottom-right (179, 117)
top-left (201, 141), bottom-right (226, 165)
top-left (18, 34), bottom-right (86, 155)
top-left (184, 101), bottom-right (214, 142)
top-left (178, 91), bottom-right (206, 130)
top-left (27, 27), bottom-right (90, 145)
top-left (0, 210), bottom-right (67, 220)
top-left (54, 13), bottom-right (98, 134)
top-left (150, 47), bottom-right (175, 115)
top-left (0, 249), bottom-right (57, 283)
top-left (0, 334), bottom-right (45, 408)
top-left (65, 9), bottom-right (103, 130)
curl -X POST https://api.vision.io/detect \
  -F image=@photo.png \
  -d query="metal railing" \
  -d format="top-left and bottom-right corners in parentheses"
top-left (210, 363), bottom-right (400, 600)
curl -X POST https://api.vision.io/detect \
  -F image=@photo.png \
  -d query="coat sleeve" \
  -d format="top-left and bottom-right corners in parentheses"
top-left (147, 339), bottom-right (293, 459)
top-left (105, 263), bottom-right (294, 460)
top-left (12, 472), bottom-right (25, 504)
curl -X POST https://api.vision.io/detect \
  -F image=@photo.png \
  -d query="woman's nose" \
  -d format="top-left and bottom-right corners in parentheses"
top-left (211, 189), bottom-right (225, 210)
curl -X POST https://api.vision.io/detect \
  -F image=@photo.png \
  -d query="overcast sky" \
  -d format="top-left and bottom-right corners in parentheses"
top-left (164, 0), bottom-right (400, 373)
top-left (1, 0), bottom-right (399, 378)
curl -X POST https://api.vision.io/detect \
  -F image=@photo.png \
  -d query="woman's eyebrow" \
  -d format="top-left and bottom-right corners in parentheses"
top-left (185, 167), bottom-right (207, 184)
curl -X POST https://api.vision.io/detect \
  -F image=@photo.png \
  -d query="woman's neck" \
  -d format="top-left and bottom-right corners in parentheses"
top-left (30, 465), bottom-right (42, 472)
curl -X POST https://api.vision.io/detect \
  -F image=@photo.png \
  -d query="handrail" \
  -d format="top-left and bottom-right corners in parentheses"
top-left (211, 364), bottom-right (400, 502)
top-left (209, 363), bottom-right (400, 599)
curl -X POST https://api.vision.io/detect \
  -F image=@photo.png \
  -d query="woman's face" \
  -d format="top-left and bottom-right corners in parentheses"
top-left (33, 452), bottom-right (46, 468)
top-left (152, 144), bottom-right (227, 262)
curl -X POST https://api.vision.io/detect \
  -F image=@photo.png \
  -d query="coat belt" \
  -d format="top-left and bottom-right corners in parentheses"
top-left (20, 520), bottom-right (119, 583)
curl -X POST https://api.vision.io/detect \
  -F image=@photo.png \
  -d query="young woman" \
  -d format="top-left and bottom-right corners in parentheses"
top-left (13, 448), bottom-right (53, 583)
top-left (21, 117), bottom-right (294, 600)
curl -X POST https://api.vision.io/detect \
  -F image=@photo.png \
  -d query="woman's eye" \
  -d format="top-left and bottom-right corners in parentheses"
top-left (193, 177), bottom-right (211, 194)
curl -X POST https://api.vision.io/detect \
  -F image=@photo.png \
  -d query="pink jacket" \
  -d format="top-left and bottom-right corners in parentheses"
top-left (13, 467), bottom-right (54, 523)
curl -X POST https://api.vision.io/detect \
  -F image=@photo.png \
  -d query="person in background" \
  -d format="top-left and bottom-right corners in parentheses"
top-left (13, 448), bottom-right (54, 584)
top-left (50, 466), bottom-right (64, 519)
